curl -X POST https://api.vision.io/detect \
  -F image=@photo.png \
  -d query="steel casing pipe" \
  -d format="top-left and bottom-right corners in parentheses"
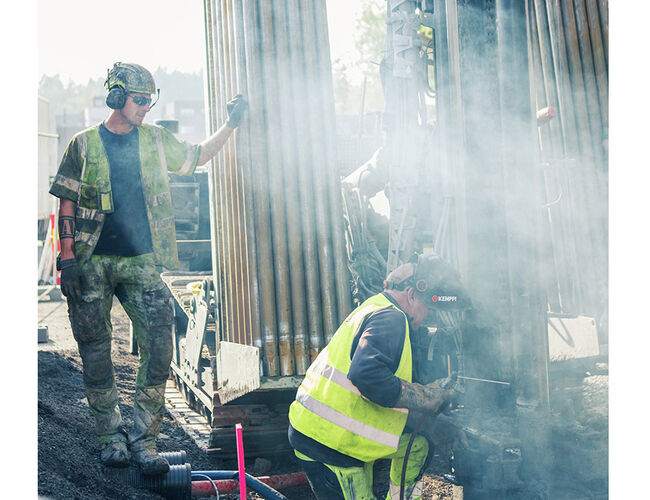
top-left (204, 0), bottom-right (350, 375)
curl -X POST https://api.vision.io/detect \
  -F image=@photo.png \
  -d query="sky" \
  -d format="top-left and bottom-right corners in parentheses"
top-left (38, 0), bottom-right (363, 84)
top-left (38, 0), bottom-right (207, 83)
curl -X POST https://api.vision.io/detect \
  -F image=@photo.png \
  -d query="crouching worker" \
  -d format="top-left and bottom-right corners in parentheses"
top-left (288, 253), bottom-right (470, 499)
top-left (49, 62), bottom-right (247, 474)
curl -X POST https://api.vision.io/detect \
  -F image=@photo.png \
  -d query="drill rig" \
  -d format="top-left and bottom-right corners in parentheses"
top-left (341, 1), bottom-right (608, 498)
top-left (163, 0), bottom-right (608, 497)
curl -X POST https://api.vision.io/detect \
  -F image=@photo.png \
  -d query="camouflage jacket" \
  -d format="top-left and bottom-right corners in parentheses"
top-left (49, 123), bottom-right (201, 269)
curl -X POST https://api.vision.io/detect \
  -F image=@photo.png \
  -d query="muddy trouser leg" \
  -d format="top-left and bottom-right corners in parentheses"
top-left (116, 255), bottom-right (173, 453)
top-left (295, 450), bottom-right (376, 500)
top-left (385, 433), bottom-right (430, 500)
top-left (68, 256), bottom-right (124, 445)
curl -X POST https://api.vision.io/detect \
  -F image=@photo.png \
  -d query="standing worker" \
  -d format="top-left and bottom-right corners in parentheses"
top-left (288, 253), bottom-right (470, 499)
top-left (49, 62), bottom-right (247, 475)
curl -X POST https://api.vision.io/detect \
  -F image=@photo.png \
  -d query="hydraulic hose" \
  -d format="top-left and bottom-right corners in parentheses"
top-left (400, 375), bottom-right (457, 500)
top-left (400, 414), bottom-right (426, 500)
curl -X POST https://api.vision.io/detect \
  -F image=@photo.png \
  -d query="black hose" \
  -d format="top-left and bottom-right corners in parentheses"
top-left (399, 414), bottom-right (427, 500)
top-left (192, 473), bottom-right (220, 499)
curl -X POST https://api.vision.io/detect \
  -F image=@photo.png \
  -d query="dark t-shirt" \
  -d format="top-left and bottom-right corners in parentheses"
top-left (93, 124), bottom-right (154, 256)
top-left (288, 293), bottom-right (411, 466)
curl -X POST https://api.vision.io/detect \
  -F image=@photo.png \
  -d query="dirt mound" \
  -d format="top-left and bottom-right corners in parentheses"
top-left (38, 349), bottom-right (164, 499)
top-left (37, 302), bottom-right (316, 499)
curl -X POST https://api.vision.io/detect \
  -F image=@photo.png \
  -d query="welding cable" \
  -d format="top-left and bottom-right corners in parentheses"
top-left (192, 473), bottom-right (220, 499)
top-left (400, 413), bottom-right (427, 500)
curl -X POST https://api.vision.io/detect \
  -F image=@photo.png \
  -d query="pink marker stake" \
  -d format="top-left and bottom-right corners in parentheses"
top-left (236, 423), bottom-right (246, 500)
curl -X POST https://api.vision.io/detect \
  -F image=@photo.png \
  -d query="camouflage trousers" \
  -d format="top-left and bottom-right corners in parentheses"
top-left (67, 253), bottom-right (173, 452)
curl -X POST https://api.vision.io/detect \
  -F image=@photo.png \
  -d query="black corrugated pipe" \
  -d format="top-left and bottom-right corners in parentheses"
top-left (123, 463), bottom-right (192, 500)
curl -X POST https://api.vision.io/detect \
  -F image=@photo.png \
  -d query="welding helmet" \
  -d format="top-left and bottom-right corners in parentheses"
top-left (104, 62), bottom-right (158, 109)
top-left (384, 253), bottom-right (472, 310)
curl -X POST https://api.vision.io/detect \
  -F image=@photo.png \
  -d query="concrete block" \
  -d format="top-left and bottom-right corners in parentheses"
top-left (548, 316), bottom-right (599, 362)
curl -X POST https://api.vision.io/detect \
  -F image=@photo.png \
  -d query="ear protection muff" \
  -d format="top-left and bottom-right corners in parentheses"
top-left (106, 86), bottom-right (127, 109)
top-left (105, 66), bottom-right (127, 109)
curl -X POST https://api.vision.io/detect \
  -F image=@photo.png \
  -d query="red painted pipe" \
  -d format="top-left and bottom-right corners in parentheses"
top-left (191, 472), bottom-right (309, 497)
top-left (192, 479), bottom-right (239, 495)
top-left (536, 105), bottom-right (558, 125)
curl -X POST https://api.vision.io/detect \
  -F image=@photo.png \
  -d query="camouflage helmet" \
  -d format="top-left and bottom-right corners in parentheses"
top-left (104, 62), bottom-right (156, 95)
top-left (384, 253), bottom-right (472, 310)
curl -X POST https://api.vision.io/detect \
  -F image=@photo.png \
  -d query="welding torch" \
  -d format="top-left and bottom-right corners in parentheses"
top-left (439, 373), bottom-right (511, 394)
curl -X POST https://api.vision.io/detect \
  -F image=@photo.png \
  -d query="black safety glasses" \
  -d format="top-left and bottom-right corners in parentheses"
top-left (129, 89), bottom-right (160, 108)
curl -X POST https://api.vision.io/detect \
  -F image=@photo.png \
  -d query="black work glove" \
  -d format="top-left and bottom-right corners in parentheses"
top-left (395, 379), bottom-right (456, 414)
top-left (58, 257), bottom-right (83, 303)
top-left (226, 94), bottom-right (247, 128)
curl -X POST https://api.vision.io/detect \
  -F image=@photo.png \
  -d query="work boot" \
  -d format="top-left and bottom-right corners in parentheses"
top-left (100, 441), bottom-right (130, 468)
top-left (133, 449), bottom-right (170, 475)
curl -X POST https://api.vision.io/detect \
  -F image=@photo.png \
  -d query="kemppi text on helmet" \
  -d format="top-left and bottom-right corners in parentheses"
top-left (105, 62), bottom-right (157, 95)
top-left (384, 253), bottom-right (472, 310)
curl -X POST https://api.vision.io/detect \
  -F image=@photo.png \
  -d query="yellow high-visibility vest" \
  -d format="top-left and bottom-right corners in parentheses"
top-left (289, 293), bottom-right (412, 462)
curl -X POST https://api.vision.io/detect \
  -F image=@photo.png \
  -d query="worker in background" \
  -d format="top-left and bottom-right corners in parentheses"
top-left (288, 253), bottom-right (470, 499)
top-left (49, 62), bottom-right (247, 475)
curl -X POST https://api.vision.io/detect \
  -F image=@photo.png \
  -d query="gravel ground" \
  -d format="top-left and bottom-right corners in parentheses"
top-left (37, 297), bottom-right (458, 499)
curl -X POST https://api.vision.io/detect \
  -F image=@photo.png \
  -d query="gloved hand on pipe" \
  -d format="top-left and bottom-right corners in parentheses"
top-left (58, 257), bottom-right (83, 303)
top-left (226, 94), bottom-right (248, 128)
top-left (395, 379), bottom-right (456, 414)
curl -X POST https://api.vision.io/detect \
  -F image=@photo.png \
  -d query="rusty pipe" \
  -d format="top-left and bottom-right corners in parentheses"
top-left (271, 0), bottom-right (311, 374)
top-left (203, 0), bottom-right (222, 325)
top-left (299, 0), bottom-right (339, 342)
top-left (528, 0), bottom-right (559, 161)
top-left (572, 0), bottom-right (608, 315)
top-left (544, 0), bottom-right (579, 155)
top-left (242, 0), bottom-right (279, 375)
top-left (221, 0), bottom-right (245, 345)
top-left (231, 0), bottom-right (259, 349)
top-left (312, 0), bottom-right (353, 323)
top-left (258, 0), bottom-right (296, 376)
top-left (210, 1), bottom-right (234, 342)
top-left (532, 0), bottom-right (564, 156)
top-left (573, 0), bottom-right (605, 135)
top-left (543, 0), bottom-right (588, 314)
top-left (560, 0), bottom-right (603, 164)
top-left (597, 0), bottom-right (608, 61)
top-left (213, 0), bottom-right (231, 341)
top-left (285, 0), bottom-right (326, 363)
top-left (584, 0), bottom-right (608, 131)
top-left (559, 0), bottom-right (604, 313)
top-left (228, 0), bottom-right (253, 346)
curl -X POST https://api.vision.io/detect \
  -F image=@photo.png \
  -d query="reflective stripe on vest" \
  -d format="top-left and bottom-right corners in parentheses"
top-left (289, 293), bottom-right (412, 462)
top-left (295, 387), bottom-right (403, 450)
top-left (301, 351), bottom-right (408, 414)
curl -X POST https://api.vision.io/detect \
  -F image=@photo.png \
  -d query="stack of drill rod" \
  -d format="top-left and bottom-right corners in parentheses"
top-left (528, 0), bottom-right (608, 321)
top-left (203, 0), bottom-right (352, 377)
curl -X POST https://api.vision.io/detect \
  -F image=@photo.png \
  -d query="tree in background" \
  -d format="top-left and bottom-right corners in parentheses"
top-left (332, 0), bottom-right (386, 116)
top-left (39, 69), bottom-right (204, 119)
top-left (39, 75), bottom-right (105, 117)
